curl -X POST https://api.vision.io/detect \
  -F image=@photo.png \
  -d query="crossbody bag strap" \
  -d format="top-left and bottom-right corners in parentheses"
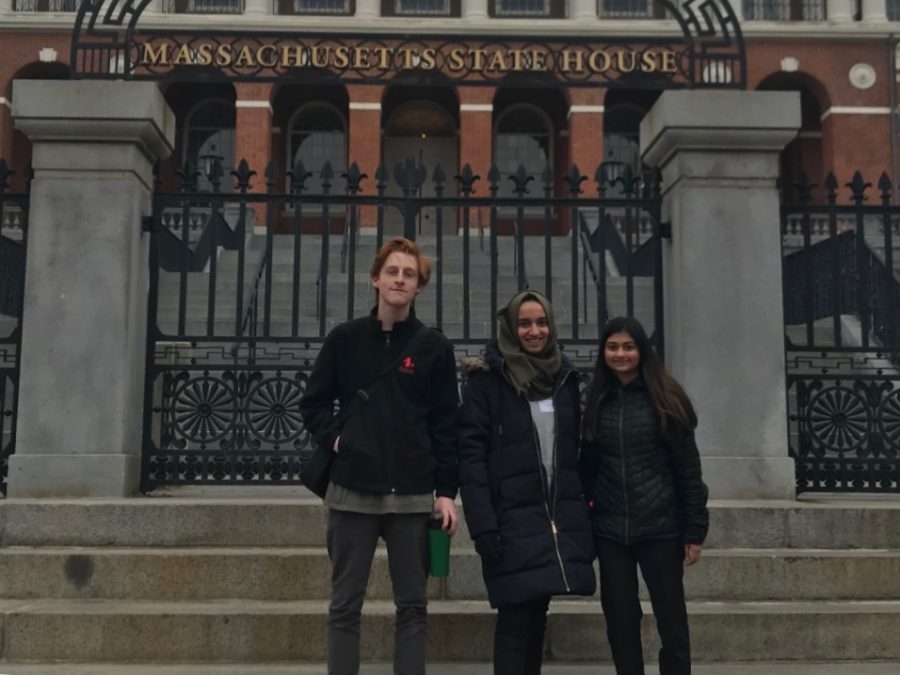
top-left (338, 324), bottom-right (431, 423)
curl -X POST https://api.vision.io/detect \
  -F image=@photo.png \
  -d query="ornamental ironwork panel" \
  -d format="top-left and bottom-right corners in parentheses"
top-left (70, 0), bottom-right (746, 89)
top-left (782, 171), bottom-right (900, 494)
top-left (142, 157), bottom-right (663, 488)
top-left (0, 160), bottom-right (30, 497)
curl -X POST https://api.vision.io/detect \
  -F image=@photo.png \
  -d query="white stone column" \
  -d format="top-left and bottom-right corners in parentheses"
top-left (640, 90), bottom-right (801, 500)
top-left (145, 0), bottom-right (165, 13)
top-left (826, 0), bottom-right (854, 21)
top-left (726, 0), bottom-right (743, 21)
top-left (0, 0), bottom-right (14, 14)
top-left (243, 0), bottom-right (270, 15)
top-left (571, 0), bottom-right (596, 20)
top-left (8, 81), bottom-right (174, 498)
top-left (462, 0), bottom-right (488, 20)
top-left (356, 0), bottom-right (379, 17)
top-left (861, 0), bottom-right (888, 22)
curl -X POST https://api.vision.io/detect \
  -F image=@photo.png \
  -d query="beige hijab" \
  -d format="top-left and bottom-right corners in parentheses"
top-left (496, 290), bottom-right (561, 400)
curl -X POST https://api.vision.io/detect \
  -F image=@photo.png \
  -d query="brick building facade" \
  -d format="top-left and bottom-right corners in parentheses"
top-left (0, 0), bottom-right (898, 207)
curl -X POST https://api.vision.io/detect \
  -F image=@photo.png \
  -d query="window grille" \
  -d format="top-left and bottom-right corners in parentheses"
top-left (495, 0), bottom-right (549, 16)
top-left (742, 0), bottom-right (825, 21)
top-left (395, 0), bottom-right (450, 14)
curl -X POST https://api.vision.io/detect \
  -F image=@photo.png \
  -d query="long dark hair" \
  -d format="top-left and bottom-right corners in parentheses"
top-left (583, 316), bottom-right (697, 443)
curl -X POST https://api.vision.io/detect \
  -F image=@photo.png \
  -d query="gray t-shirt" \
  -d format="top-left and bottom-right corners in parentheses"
top-left (529, 398), bottom-right (556, 487)
top-left (324, 481), bottom-right (433, 515)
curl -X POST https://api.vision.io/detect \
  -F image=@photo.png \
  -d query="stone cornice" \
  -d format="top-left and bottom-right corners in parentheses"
top-left (3, 14), bottom-right (900, 41)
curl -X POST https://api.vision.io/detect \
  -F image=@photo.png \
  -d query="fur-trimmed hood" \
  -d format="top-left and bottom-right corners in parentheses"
top-left (460, 341), bottom-right (575, 380)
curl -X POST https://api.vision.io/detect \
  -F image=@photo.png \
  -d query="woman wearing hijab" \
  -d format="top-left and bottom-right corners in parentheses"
top-left (458, 290), bottom-right (595, 675)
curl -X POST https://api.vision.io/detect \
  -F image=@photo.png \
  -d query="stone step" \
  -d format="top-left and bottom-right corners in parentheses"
top-left (2, 546), bottom-right (897, 603)
top-left (0, 598), bottom-right (898, 662)
top-left (0, 664), bottom-right (898, 675)
top-left (2, 498), bottom-right (898, 550)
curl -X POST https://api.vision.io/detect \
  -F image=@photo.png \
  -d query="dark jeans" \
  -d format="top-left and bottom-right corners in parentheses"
top-left (326, 509), bottom-right (430, 675)
top-left (596, 537), bottom-right (691, 675)
top-left (493, 596), bottom-right (551, 675)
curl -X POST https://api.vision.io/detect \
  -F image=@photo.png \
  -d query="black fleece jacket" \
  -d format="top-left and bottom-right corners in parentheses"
top-left (579, 378), bottom-right (709, 546)
top-left (299, 308), bottom-right (459, 497)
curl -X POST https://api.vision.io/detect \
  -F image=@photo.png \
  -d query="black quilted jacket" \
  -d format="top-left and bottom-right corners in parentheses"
top-left (579, 378), bottom-right (709, 545)
top-left (458, 343), bottom-right (596, 608)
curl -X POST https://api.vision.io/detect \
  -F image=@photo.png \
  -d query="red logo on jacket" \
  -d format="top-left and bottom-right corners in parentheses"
top-left (399, 356), bottom-right (415, 374)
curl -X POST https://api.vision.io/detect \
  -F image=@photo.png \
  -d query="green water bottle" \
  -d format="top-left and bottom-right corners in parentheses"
top-left (427, 514), bottom-right (451, 578)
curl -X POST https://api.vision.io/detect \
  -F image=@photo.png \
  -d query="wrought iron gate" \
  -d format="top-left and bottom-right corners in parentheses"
top-left (141, 157), bottom-right (663, 489)
top-left (0, 160), bottom-right (30, 496)
top-left (782, 172), bottom-right (900, 493)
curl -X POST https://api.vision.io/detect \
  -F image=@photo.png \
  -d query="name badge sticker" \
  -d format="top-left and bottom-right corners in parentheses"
top-left (538, 399), bottom-right (554, 413)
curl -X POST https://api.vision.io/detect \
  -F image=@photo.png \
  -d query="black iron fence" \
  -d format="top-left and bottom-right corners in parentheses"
top-left (0, 160), bottom-right (30, 497)
top-left (782, 171), bottom-right (900, 494)
top-left (142, 157), bottom-right (663, 488)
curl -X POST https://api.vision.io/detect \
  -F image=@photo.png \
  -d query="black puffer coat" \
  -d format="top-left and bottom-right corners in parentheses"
top-left (579, 377), bottom-right (708, 545)
top-left (459, 343), bottom-right (596, 608)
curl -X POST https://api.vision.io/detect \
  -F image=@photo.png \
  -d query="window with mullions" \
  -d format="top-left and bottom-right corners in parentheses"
top-left (289, 0), bottom-right (349, 13)
top-left (162, 0), bottom-right (243, 13)
top-left (184, 99), bottom-right (236, 193)
top-left (395, 0), bottom-right (450, 14)
top-left (13, 0), bottom-right (76, 11)
top-left (288, 103), bottom-right (347, 195)
top-left (494, 105), bottom-right (552, 200)
top-left (495, 0), bottom-right (548, 15)
top-left (888, 0), bottom-right (900, 19)
top-left (599, 0), bottom-right (672, 18)
top-left (742, 0), bottom-right (825, 20)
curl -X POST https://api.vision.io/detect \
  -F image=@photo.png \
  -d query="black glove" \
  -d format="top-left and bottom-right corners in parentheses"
top-left (474, 532), bottom-right (503, 566)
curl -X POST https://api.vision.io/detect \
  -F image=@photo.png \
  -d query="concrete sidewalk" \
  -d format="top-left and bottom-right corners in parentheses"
top-left (1, 664), bottom-right (898, 674)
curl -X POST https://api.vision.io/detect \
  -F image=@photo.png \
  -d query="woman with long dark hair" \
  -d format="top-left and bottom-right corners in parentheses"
top-left (580, 316), bottom-right (708, 675)
top-left (459, 290), bottom-right (595, 674)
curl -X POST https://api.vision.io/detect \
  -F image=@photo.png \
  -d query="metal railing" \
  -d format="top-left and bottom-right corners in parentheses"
top-left (141, 155), bottom-right (663, 488)
top-left (0, 160), bottom-right (30, 498)
top-left (781, 170), bottom-right (900, 495)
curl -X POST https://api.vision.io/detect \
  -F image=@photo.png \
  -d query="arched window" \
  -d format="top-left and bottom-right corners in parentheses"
top-left (603, 103), bottom-right (645, 197)
top-left (494, 105), bottom-right (552, 199)
top-left (288, 102), bottom-right (347, 194)
top-left (184, 99), bottom-right (236, 191)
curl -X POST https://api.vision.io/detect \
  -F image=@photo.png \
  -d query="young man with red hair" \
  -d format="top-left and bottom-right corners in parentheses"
top-left (300, 236), bottom-right (459, 675)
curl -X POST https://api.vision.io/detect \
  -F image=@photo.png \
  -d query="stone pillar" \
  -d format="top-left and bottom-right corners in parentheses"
top-left (861, 0), bottom-right (887, 21)
top-left (567, 89), bottom-right (604, 183)
top-left (0, 0), bottom-right (14, 13)
top-left (243, 0), bottom-right (270, 15)
top-left (640, 90), bottom-right (800, 500)
top-left (347, 84), bottom-right (383, 228)
top-left (8, 81), bottom-right (174, 497)
top-left (356, 0), bottom-right (379, 17)
top-left (726, 0), bottom-right (743, 20)
top-left (826, 0), bottom-right (853, 21)
top-left (462, 0), bottom-right (488, 19)
top-left (570, 0), bottom-right (596, 19)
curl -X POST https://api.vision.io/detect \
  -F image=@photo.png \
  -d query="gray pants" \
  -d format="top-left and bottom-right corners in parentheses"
top-left (326, 509), bottom-right (430, 675)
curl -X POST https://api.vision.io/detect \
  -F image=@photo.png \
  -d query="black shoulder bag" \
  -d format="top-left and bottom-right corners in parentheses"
top-left (300, 325), bottom-right (431, 498)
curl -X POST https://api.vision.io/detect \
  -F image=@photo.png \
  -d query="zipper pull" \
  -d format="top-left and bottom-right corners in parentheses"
top-left (551, 520), bottom-right (558, 535)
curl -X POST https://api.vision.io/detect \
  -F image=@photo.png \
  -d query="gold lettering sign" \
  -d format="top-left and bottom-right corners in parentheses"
top-left (137, 41), bottom-right (682, 80)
